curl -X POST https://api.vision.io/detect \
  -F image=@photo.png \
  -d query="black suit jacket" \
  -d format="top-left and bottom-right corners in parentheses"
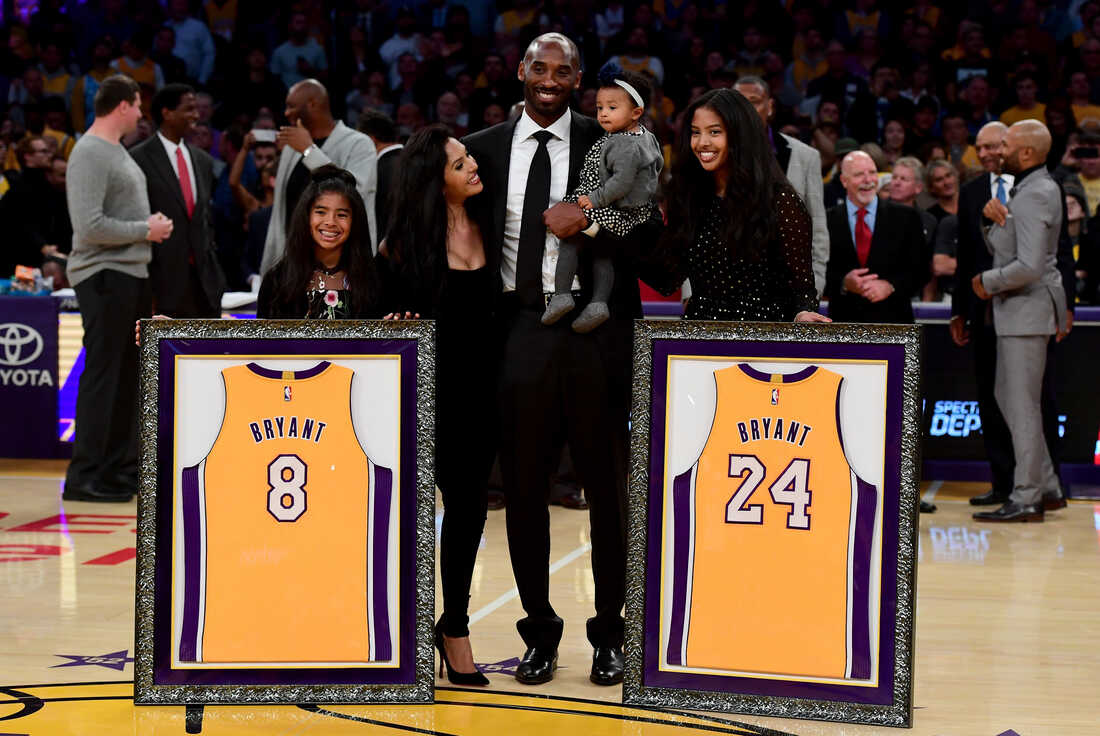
top-left (463, 110), bottom-right (657, 321)
top-left (825, 199), bottom-right (925, 324)
top-left (953, 174), bottom-right (994, 328)
top-left (130, 136), bottom-right (225, 315)
top-left (374, 145), bottom-right (402, 242)
top-left (954, 172), bottom-right (1076, 328)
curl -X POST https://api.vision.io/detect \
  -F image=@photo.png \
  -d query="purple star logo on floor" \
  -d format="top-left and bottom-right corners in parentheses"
top-left (476, 657), bottom-right (522, 676)
top-left (51, 650), bottom-right (133, 671)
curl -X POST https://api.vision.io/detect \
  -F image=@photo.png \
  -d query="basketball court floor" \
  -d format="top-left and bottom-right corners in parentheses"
top-left (1, 460), bottom-right (1097, 735)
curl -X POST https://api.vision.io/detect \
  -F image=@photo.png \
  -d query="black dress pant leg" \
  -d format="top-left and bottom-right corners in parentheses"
top-left (1040, 336), bottom-right (1063, 482)
top-left (973, 324), bottom-right (1015, 495)
top-left (563, 316), bottom-right (629, 650)
top-left (67, 270), bottom-right (151, 492)
top-left (436, 372), bottom-right (496, 638)
top-left (499, 310), bottom-right (565, 650)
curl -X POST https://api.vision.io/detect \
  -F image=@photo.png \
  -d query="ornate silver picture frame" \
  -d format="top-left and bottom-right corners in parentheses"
top-left (134, 319), bottom-right (436, 705)
top-left (623, 320), bottom-right (921, 727)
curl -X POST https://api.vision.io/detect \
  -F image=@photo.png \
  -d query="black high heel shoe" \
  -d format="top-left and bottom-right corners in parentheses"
top-left (434, 626), bottom-right (490, 686)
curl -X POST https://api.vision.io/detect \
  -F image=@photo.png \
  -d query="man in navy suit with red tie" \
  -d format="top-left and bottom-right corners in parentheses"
top-left (129, 83), bottom-right (225, 317)
top-left (825, 150), bottom-right (926, 325)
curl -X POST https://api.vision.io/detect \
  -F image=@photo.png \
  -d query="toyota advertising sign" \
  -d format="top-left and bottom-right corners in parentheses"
top-left (0, 296), bottom-right (61, 458)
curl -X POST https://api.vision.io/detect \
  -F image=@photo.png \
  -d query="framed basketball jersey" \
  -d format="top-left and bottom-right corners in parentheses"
top-left (134, 320), bottom-right (437, 705)
top-left (624, 321), bottom-right (921, 728)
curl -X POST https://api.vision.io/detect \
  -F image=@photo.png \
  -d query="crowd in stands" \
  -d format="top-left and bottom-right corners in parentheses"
top-left (1, 0), bottom-right (1100, 303)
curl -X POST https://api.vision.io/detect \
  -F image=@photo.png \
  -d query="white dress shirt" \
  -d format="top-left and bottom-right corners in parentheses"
top-left (990, 172), bottom-right (1015, 202)
top-left (503, 109), bottom-right (580, 293)
top-left (157, 132), bottom-right (198, 205)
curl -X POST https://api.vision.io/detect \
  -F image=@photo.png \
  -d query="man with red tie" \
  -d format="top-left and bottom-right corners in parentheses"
top-left (130, 83), bottom-right (225, 317)
top-left (825, 150), bottom-right (927, 325)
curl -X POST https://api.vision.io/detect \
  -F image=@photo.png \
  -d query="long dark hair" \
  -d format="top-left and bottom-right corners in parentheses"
top-left (269, 165), bottom-right (379, 316)
top-left (384, 124), bottom-right (485, 309)
top-left (664, 88), bottom-right (786, 261)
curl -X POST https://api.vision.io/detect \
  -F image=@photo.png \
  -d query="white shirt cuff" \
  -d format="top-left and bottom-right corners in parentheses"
top-left (583, 221), bottom-right (600, 237)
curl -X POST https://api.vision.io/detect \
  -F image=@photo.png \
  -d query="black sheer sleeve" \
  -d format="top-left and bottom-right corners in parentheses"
top-left (774, 187), bottom-right (819, 318)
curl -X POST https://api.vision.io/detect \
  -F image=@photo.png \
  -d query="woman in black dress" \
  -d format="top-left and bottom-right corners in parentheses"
top-left (257, 166), bottom-right (381, 319)
top-left (377, 124), bottom-right (497, 685)
top-left (662, 88), bottom-right (829, 323)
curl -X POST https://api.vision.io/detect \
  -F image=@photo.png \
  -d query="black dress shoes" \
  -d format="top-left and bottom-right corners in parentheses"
top-left (1043, 493), bottom-right (1067, 511)
top-left (515, 647), bottom-right (557, 685)
top-left (969, 489), bottom-right (1009, 506)
top-left (552, 488), bottom-right (588, 510)
top-left (590, 646), bottom-right (624, 685)
top-left (62, 482), bottom-right (134, 503)
top-left (919, 500), bottom-right (936, 513)
top-left (973, 501), bottom-right (1044, 522)
top-left (486, 489), bottom-right (505, 510)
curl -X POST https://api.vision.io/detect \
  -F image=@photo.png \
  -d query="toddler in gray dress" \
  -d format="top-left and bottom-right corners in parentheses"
top-left (543, 65), bottom-right (663, 332)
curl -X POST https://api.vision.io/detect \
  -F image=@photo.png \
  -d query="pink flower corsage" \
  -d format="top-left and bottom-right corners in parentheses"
top-left (324, 290), bottom-right (340, 307)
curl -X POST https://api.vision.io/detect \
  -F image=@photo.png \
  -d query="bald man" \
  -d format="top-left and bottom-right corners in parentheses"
top-left (971, 121), bottom-right (1068, 522)
top-left (953, 122), bottom-right (1023, 506)
top-left (824, 150), bottom-right (927, 324)
top-left (464, 33), bottom-right (664, 686)
top-left (260, 79), bottom-right (379, 273)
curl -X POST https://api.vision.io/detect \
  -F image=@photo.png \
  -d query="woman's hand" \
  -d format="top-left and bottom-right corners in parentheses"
top-left (135, 315), bottom-right (171, 346)
top-left (383, 311), bottom-right (421, 320)
top-left (794, 311), bottom-right (831, 323)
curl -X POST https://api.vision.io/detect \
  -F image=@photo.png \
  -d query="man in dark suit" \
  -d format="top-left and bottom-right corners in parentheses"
top-left (130, 83), bottom-right (225, 317)
top-left (825, 150), bottom-right (926, 325)
top-left (952, 121), bottom-right (1075, 508)
top-left (357, 109), bottom-right (402, 242)
top-left (464, 33), bottom-right (657, 687)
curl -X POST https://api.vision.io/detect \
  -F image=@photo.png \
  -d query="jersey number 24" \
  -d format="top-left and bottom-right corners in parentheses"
top-left (725, 454), bottom-right (812, 530)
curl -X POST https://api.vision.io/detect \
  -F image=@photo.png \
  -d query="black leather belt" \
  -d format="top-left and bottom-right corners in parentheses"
top-left (503, 290), bottom-right (584, 311)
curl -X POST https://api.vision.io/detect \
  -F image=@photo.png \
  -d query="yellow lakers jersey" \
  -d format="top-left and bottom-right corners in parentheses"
top-left (665, 363), bottom-right (877, 680)
top-left (177, 361), bottom-right (394, 664)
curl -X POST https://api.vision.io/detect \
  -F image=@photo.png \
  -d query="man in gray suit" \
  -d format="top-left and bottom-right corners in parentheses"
top-left (734, 76), bottom-right (829, 296)
top-left (972, 120), bottom-right (1067, 523)
top-left (261, 79), bottom-right (379, 274)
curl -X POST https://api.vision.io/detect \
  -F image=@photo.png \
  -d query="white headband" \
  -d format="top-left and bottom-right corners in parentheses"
top-left (614, 79), bottom-right (644, 108)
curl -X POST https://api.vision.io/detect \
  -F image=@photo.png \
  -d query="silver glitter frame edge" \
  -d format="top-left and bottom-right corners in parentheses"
top-left (134, 319), bottom-right (436, 705)
top-left (622, 320), bottom-right (921, 728)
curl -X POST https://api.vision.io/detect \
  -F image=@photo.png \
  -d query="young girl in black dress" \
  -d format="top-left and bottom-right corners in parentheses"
top-left (377, 124), bottom-right (497, 685)
top-left (661, 89), bottom-right (829, 323)
top-left (258, 165), bottom-right (381, 319)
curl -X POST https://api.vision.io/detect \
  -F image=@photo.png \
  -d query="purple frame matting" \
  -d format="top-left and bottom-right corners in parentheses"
top-left (645, 340), bottom-right (902, 703)
top-left (153, 338), bottom-right (418, 687)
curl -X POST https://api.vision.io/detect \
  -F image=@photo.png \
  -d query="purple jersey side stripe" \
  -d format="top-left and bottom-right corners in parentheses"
top-left (666, 468), bottom-right (694, 667)
top-left (179, 464), bottom-right (202, 662)
top-left (850, 475), bottom-right (877, 680)
top-left (371, 464), bottom-right (394, 661)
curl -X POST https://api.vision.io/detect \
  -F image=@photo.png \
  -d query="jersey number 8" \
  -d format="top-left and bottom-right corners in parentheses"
top-left (267, 454), bottom-right (307, 522)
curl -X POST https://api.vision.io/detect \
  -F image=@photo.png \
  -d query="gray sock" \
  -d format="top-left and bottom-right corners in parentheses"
top-left (541, 293), bottom-right (575, 324)
top-left (571, 301), bottom-right (610, 333)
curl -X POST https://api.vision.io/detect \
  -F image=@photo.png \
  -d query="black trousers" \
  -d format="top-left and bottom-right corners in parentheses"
top-left (973, 324), bottom-right (1063, 495)
top-left (164, 265), bottom-right (220, 318)
top-left (66, 270), bottom-right (151, 492)
top-left (436, 341), bottom-right (496, 638)
top-left (497, 303), bottom-right (630, 651)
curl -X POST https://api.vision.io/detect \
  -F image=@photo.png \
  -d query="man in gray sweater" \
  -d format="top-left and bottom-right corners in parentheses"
top-left (64, 75), bottom-right (174, 503)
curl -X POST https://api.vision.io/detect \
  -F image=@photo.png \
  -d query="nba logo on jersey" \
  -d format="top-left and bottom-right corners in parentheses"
top-left (284, 385), bottom-right (292, 401)
top-left (770, 388), bottom-right (779, 405)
